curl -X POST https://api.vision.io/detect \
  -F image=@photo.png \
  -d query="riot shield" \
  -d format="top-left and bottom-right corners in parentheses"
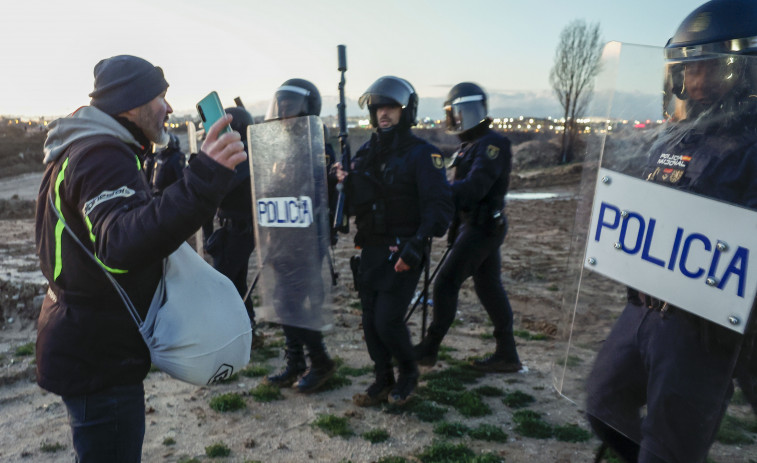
top-left (553, 42), bottom-right (757, 460)
top-left (248, 115), bottom-right (333, 331)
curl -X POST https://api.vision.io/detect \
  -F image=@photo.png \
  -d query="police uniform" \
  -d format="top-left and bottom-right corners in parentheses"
top-left (147, 137), bottom-right (186, 194)
top-left (424, 122), bottom-right (521, 368)
top-left (586, 111), bottom-right (757, 463)
top-left (348, 127), bottom-right (453, 394)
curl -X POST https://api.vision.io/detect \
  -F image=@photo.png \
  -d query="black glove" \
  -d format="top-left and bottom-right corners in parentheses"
top-left (399, 236), bottom-right (426, 269)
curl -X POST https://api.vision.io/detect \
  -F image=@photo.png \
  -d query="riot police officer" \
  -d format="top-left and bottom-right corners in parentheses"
top-left (204, 106), bottom-right (258, 333)
top-left (262, 78), bottom-right (339, 393)
top-left (145, 133), bottom-right (186, 194)
top-left (586, 1), bottom-right (757, 461)
top-left (341, 76), bottom-right (453, 406)
top-left (413, 82), bottom-right (522, 374)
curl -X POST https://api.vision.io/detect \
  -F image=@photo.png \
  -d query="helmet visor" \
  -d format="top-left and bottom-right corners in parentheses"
top-left (358, 76), bottom-right (414, 109)
top-left (265, 86), bottom-right (311, 121)
top-left (444, 95), bottom-right (486, 134)
top-left (665, 36), bottom-right (757, 61)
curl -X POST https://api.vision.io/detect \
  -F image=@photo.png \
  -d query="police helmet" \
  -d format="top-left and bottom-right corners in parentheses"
top-left (358, 76), bottom-right (418, 129)
top-left (225, 106), bottom-right (254, 144)
top-left (444, 82), bottom-right (488, 135)
top-left (664, 0), bottom-right (757, 118)
top-left (167, 133), bottom-right (180, 150)
top-left (265, 78), bottom-right (322, 121)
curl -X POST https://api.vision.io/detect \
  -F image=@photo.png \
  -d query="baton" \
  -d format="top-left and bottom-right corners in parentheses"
top-left (405, 243), bottom-right (452, 324)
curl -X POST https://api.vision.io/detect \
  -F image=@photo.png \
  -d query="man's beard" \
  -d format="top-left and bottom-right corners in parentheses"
top-left (154, 128), bottom-right (170, 147)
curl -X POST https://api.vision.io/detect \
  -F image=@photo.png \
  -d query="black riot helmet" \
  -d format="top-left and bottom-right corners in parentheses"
top-left (444, 82), bottom-right (489, 135)
top-left (167, 133), bottom-right (180, 150)
top-left (663, 0), bottom-right (757, 119)
top-left (225, 106), bottom-right (254, 146)
top-left (265, 78), bottom-right (322, 121)
top-left (358, 76), bottom-right (418, 129)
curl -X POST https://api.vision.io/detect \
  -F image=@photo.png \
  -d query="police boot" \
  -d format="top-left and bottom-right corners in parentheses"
top-left (471, 337), bottom-right (522, 373)
top-left (388, 363), bottom-right (419, 406)
top-left (413, 334), bottom-right (443, 367)
top-left (295, 349), bottom-right (336, 393)
top-left (264, 346), bottom-right (306, 387)
top-left (353, 366), bottom-right (395, 407)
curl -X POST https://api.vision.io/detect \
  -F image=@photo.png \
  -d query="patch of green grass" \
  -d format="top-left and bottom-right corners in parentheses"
top-left (14, 342), bottom-right (34, 357)
top-left (437, 345), bottom-right (457, 362)
top-left (312, 414), bottom-right (353, 438)
top-left (473, 385), bottom-right (504, 397)
top-left (250, 383), bottom-right (283, 402)
top-left (162, 437), bottom-right (176, 446)
top-left (362, 428), bottom-right (390, 443)
top-left (417, 440), bottom-right (475, 463)
top-left (349, 300), bottom-right (362, 310)
top-left (553, 423), bottom-right (592, 442)
top-left (149, 363), bottom-right (160, 373)
top-left (205, 441), bottom-right (231, 458)
top-left (240, 364), bottom-right (271, 378)
top-left (177, 457), bottom-right (201, 463)
top-left (39, 441), bottom-right (65, 453)
top-left (455, 390), bottom-right (491, 417)
top-left (320, 372), bottom-right (353, 391)
top-left (502, 390), bottom-right (535, 408)
top-left (405, 398), bottom-right (448, 422)
top-left (479, 333), bottom-right (494, 340)
top-left (716, 414), bottom-right (756, 445)
top-left (339, 364), bottom-right (374, 377)
top-left (512, 409), bottom-right (553, 439)
top-left (547, 283), bottom-right (560, 292)
top-left (250, 345), bottom-right (279, 362)
top-left (468, 423), bottom-right (508, 442)
top-left (433, 421), bottom-right (470, 438)
top-left (209, 392), bottom-right (246, 412)
top-left (513, 329), bottom-right (548, 340)
top-left (421, 365), bottom-right (483, 385)
top-left (266, 338), bottom-right (285, 348)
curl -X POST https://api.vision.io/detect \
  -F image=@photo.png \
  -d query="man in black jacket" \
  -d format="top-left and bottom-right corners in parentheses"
top-left (36, 55), bottom-right (246, 462)
top-left (340, 76), bottom-right (453, 406)
top-left (414, 82), bottom-right (522, 374)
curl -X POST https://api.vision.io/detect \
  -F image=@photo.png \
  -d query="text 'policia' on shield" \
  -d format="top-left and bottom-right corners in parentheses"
top-left (257, 196), bottom-right (314, 227)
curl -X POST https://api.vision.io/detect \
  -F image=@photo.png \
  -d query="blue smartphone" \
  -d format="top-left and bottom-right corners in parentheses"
top-left (196, 91), bottom-right (232, 135)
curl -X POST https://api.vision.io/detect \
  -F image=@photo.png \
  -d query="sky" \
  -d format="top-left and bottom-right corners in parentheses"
top-left (1, 0), bottom-right (703, 119)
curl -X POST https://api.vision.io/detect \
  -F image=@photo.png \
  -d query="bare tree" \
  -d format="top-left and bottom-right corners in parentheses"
top-left (549, 20), bottom-right (603, 164)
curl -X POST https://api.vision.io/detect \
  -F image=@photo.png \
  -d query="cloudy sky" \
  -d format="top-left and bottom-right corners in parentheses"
top-left (1, 0), bottom-right (702, 119)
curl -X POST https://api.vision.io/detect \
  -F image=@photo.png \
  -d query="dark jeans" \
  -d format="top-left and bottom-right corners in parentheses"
top-left (62, 383), bottom-right (145, 463)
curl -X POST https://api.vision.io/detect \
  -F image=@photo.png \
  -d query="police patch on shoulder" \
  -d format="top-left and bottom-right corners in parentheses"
top-left (486, 145), bottom-right (500, 160)
top-left (431, 153), bottom-right (444, 169)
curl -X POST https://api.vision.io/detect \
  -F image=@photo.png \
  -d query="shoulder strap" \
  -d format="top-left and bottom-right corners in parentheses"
top-left (46, 192), bottom-right (144, 328)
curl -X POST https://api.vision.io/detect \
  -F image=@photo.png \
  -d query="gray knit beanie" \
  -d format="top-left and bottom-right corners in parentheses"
top-left (88, 55), bottom-right (169, 115)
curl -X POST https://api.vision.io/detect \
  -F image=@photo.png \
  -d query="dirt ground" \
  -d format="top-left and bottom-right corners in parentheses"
top-left (0, 167), bottom-right (755, 463)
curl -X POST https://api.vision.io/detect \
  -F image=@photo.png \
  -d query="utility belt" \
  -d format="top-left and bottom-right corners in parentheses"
top-left (356, 234), bottom-right (412, 248)
top-left (636, 291), bottom-right (677, 313)
top-left (459, 205), bottom-right (505, 229)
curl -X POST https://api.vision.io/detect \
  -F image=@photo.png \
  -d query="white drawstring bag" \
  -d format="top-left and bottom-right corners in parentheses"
top-left (140, 242), bottom-right (252, 385)
top-left (51, 195), bottom-right (252, 386)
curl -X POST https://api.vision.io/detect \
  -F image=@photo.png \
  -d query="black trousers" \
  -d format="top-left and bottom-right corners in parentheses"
top-left (358, 246), bottom-right (422, 373)
top-left (429, 219), bottom-right (519, 362)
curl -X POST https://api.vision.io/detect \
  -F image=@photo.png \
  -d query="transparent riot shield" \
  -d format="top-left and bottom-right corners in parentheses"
top-left (248, 115), bottom-right (333, 331)
top-left (553, 42), bottom-right (757, 460)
